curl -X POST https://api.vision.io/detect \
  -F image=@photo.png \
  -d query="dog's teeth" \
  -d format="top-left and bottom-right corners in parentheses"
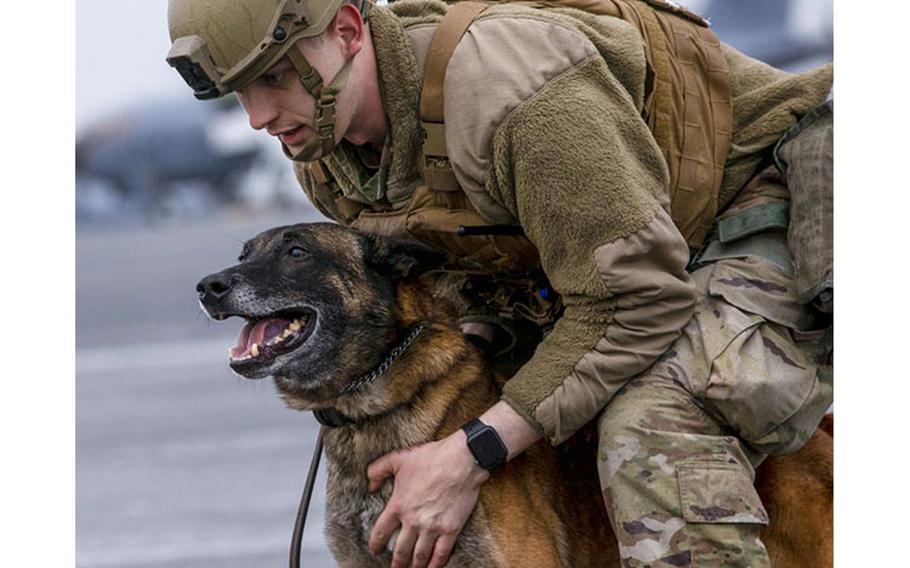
top-left (281, 328), bottom-right (293, 338)
top-left (251, 343), bottom-right (260, 357)
top-left (289, 320), bottom-right (302, 332)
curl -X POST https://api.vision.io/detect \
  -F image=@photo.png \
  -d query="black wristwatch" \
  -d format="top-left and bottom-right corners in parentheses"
top-left (462, 418), bottom-right (508, 472)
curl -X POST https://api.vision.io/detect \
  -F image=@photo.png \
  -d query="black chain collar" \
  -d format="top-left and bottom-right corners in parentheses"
top-left (343, 324), bottom-right (425, 394)
top-left (313, 324), bottom-right (426, 428)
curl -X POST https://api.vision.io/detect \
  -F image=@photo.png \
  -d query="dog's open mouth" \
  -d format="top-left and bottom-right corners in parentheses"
top-left (229, 309), bottom-right (317, 368)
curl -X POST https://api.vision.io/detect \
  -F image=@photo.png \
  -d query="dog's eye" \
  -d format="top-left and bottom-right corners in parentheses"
top-left (287, 246), bottom-right (306, 258)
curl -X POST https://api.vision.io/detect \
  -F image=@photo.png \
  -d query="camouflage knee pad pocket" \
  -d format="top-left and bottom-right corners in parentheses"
top-left (654, 256), bottom-right (833, 455)
top-left (677, 458), bottom-right (768, 525)
top-left (597, 385), bottom-right (772, 567)
top-left (677, 458), bottom-right (771, 566)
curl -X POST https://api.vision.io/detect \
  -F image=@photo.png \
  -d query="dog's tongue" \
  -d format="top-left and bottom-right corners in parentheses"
top-left (231, 318), bottom-right (291, 358)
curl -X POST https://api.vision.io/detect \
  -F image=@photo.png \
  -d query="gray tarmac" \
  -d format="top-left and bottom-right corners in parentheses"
top-left (77, 207), bottom-right (338, 568)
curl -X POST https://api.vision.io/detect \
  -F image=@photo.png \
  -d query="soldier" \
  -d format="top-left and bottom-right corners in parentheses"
top-left (167, 1), bottom-right (833, 566)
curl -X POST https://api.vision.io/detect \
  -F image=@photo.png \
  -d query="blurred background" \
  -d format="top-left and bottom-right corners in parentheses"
top-left (75, 1), bottom-right (832, 566)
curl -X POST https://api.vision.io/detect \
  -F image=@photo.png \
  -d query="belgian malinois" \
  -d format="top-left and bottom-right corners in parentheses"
top-left (196, 222), bottom-right (832, 567)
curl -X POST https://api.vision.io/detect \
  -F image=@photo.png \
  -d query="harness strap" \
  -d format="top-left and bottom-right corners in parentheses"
top-left (695, 230), bottom-right (794, 277)
top-left (417, 1), bottom-right (490, 191)
top-left (419, 1), bottom-right (489, 125)
top-left (717, 202), bottom-right (790, 243)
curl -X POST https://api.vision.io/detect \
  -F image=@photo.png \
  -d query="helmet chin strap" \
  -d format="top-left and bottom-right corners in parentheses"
top-left (282, 43), bottom-right (355, 162)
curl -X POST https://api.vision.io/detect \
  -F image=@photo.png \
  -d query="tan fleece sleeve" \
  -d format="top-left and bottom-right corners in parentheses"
top-left (718, 45), bottom-right (833, 206)
top-left (487, 57), bottom-right (696, 445)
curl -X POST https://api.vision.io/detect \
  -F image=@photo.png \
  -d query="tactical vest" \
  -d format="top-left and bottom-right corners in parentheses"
top-left (303, 0), bottom-right (732, 275)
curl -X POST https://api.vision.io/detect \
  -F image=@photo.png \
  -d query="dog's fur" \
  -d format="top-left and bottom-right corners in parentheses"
top-left (197, 222), bottom-right (833, 567)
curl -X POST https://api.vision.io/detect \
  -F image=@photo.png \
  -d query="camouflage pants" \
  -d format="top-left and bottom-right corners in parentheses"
top-left (598, 255), bottom-right (832, 567)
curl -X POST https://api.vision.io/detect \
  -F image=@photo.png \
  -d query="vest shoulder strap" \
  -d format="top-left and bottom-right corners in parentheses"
top-left (419, 1), bottom-right (489, 126)
top-left (418, 0), bottom-right (489, 176)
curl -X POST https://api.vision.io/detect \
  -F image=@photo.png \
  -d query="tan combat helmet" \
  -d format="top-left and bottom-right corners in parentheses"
top-left (166, 0), bottom-right (372, 161)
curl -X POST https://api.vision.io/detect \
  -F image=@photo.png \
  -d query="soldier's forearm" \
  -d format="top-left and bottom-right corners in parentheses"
top-left (478, 400), bottom-right (542, 461)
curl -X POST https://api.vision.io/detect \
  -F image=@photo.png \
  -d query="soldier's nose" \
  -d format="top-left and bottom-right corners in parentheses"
top-left (196, 273), bottom-right (234, 300)
top-left (240, 88), bottom-right (280, 131)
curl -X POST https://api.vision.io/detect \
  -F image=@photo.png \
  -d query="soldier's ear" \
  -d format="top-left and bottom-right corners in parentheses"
top-left (364, 235), bottom-right (448, 280)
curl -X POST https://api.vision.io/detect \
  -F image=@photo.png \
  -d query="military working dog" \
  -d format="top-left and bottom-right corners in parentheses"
top-left (196, 222), bottom-right (832, 567)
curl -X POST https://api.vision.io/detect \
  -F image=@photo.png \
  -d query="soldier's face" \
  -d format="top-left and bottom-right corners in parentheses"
top-left (236, 37), bottom-right (350, 156)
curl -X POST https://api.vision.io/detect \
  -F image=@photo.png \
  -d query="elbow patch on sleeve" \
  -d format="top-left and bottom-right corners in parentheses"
top-left (513, 209), bottom-right (696, 444)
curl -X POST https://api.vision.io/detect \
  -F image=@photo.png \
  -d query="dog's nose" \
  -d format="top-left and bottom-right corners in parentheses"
top-left (196, 273), bottom-right (234, 300)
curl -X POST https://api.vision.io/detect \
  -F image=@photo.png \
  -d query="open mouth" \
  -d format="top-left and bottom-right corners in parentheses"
top-left (278, 125), bottom-right (308, 147)
top-left (229, 308), bottom-right (317, 369)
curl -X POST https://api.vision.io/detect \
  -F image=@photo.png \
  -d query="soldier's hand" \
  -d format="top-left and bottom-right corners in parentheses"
top-left (367, 431), bottom-right (489, 568)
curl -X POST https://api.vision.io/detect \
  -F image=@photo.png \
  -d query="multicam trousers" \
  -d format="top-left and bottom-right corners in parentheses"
top-left (597, 254), bottom-right (833, 567)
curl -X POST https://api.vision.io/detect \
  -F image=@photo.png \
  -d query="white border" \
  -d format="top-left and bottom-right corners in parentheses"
top-left (7, 0), bottom-right (902, 565)
top-left (834, 0), bottom-right (910, 564)
top-left (1, 1), bottom-right (75, 566)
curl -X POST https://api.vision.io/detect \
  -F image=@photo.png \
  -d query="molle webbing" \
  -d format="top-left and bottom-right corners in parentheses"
top-left (631, 0), bottom-right (732, 250)
top-left (417, 0), bottom-right (732, 249)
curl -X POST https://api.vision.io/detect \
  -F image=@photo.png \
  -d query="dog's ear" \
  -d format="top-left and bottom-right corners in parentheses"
top-left (364, 235), bottom-right (448, 280)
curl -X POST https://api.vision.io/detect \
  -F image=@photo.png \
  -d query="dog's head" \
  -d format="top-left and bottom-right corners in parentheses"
top-left (196, 222), bottom-right (445, 406)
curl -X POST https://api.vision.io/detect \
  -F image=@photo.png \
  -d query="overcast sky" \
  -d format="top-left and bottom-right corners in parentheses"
top-left (76, 0), bottom-right (190, 132)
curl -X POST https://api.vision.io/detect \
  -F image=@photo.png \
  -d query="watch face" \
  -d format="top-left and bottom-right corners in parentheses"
top-left (472, 429), bottom-right (506, 467)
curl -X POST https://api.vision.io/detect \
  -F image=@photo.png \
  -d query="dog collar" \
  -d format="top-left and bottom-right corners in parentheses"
top-left (313, 324), bottom-right (426, 428)
top-left (312, 407), bottom-right (353, 428)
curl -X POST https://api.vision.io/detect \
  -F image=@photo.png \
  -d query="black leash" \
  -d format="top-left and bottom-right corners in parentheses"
top-left (289, 426), bottom-right (325, 568)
